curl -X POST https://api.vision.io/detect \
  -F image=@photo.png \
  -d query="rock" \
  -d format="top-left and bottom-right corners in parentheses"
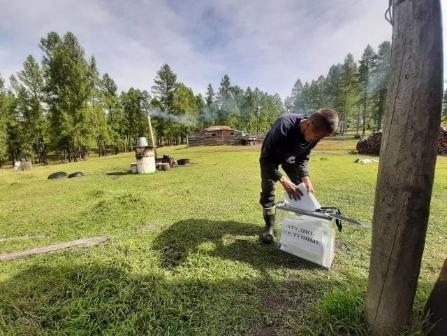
top-left (48, 171), bottom-right (67, 180)
top-left (354, 159), bottom-right (378, 164)
top-left (68, 172), bottom-right (84, 178)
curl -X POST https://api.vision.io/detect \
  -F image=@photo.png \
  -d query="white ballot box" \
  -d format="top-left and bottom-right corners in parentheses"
top-left (278, 187), bottom-right (336, 268)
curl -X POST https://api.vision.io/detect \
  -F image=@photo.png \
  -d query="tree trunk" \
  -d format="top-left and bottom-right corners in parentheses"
top-left (362, 93), bottom-right (368, 136)
top-left (425, 259), bottom-right (447, 335)
top-left (365, 0), bottom-right (443, 334)
top-left (356, 111), bottom-right (360, 135)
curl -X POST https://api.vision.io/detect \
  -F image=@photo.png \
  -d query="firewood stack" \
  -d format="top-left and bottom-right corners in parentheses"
top-left (356, 128), bottom-right (447, 155)
top-left (438, 127), bottom-right (447, 154)
top-left (356, 131), bottom-right (382, 155)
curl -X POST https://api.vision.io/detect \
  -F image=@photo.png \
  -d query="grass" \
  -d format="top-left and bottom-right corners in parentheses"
top-left (0, 139), bottom-right (446, 335)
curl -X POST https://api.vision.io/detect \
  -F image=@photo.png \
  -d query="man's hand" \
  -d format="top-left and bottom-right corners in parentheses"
top-left (302, 176), bottom-right (315, 194)
top-left (280, 177), bottom-right (303, 200)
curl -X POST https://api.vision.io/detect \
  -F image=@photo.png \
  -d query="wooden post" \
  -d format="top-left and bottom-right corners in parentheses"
top-left (147, 114), bottom-right (157, 158)
top-left (425, 259), bottom-right (447, 336)
top-left (364, 0), bottom-right (443, 334)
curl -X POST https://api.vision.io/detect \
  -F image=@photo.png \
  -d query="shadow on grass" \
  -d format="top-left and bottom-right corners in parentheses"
top-left (152, 219), bottom-right (320, 274)
top-left (0, 260), bottom-right (342, 336)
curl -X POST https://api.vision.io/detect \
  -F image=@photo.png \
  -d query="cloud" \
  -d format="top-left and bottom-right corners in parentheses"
top-left (3, 0), bottom-right (442, 100)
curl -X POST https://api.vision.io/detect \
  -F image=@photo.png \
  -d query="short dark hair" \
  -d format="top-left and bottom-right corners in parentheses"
top-left (310, 108), bottom-right (338, 134)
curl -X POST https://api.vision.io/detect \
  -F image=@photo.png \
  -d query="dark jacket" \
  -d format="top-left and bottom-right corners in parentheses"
top-left (260, 114), bottom-right (317, 181)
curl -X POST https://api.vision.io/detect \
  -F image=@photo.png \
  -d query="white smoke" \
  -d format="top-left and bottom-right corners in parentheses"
top-left (149, 108), bottom-right (197, 127)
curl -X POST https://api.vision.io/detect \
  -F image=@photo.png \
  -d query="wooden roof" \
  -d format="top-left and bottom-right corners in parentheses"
top-left (204, 125), bottom-right (234, 132)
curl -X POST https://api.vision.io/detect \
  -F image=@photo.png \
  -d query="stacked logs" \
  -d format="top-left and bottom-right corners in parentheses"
top-left (438, 127), bottom-right (447, 154)
top-left (356, 128), bottom-right (447, 155)
top-left (356, 131), bottom-right (382, 155)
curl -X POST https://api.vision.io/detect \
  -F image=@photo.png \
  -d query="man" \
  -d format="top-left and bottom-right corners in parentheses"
top-left (259, 108), bottom-right (338, 243)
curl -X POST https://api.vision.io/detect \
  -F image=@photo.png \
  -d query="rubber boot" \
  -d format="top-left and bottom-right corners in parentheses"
top-left (261, 207), bottom-right (275, 244)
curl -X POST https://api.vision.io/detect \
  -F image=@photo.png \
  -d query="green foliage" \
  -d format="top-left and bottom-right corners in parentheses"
top-left (40, 32), bottom-right (98, 161)
top-left (339, 53), bottom-right (360, 121)
top-left (205, 83), bottom-right (215, 107)
top-left (285, 41), bottom-right (392, 136)
top-left (100, 73), bottom-right (125, 153)
top-left (288, 79), bottom-right (305, 114)
top-left (151, 64), bottom-right (177, 113)
top-left (2, 33), bottom-right (396, 162)
top-left (0, 75), bottom-right (13, 166)
top-left (371, 41), bottom-right (391, 130)
top-left (358, 45), bottom-right (377, 136)
top-left (120, 88), bottom-right (151, 148)
top-left (13, 55), bottom-right (48, 163)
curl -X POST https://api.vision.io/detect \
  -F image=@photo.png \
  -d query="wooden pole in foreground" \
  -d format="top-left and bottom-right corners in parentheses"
top-left (364, 0), bottom-right (443, 334)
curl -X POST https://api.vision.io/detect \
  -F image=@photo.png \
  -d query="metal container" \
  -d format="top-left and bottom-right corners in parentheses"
top-left (135, 138), bottom-right (155, 174)
top-left (137, 137), bottom-right (149, 147)
top-left (177, 158), bottom-right (190, 166)
top-left (160, 163), bottom-right (170, 171)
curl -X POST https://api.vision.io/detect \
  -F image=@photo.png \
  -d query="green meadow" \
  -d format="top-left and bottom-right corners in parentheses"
top-left (1, 139), bottom-right (446, 335)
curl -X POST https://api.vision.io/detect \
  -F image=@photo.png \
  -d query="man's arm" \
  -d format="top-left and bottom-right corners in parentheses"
top-left (259, 116), bottom-right (290, 182)
top-left (259, 155), bottom-right (283, 182)
top-left (296, 153), bottom-right (310, 180)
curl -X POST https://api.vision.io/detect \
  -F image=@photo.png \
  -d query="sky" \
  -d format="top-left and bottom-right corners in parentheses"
top-left (0, 0), bottom-right (445, 99)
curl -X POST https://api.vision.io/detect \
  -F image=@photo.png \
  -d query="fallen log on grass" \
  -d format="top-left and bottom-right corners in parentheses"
top-left (0, 236), bottom-right (109, 261)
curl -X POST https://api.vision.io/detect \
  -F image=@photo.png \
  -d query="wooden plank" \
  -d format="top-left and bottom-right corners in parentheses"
top-left (0, 236), bottom-right (109, 261)
top-left (364, 0), bottom-right (443, 334)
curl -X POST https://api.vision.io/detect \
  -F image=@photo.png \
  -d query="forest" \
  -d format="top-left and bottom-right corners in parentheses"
top-left (0, 31), bottom-right (445, 166)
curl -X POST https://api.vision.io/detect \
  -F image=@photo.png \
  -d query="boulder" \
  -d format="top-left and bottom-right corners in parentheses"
top-left (48, 171), bottom-right (67, 180)
top-left (68, 172), bottom-right (84, 178)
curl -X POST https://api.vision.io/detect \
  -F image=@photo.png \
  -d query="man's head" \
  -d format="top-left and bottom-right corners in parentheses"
top-left (300, 108), bottom-right (338, 142)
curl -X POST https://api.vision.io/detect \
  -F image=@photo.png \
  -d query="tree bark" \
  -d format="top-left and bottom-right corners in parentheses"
top-left (425, 259), bottom-right (447, 336)
top-left (365, 0), bottom-right (443, 334)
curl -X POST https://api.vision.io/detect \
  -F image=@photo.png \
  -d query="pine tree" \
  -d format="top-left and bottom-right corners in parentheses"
top-left (371, 41), bottom-right (391, 130)
top-left (101, 73), bottom-right (125, 153)
top-left (151, 64), bottom-right (177, 113)
top-left (16, 55), bottom-right (48, 163)
top-left (171, 83), bottom-right (200, 143)
top-left (40, 32), bottom-right (97, 161)
top-left (0, 75), bottom-right (12, 167)
top-left (7, 56), bottom-right (48, 163)
top-left (3, 78), bottom-right (20, 163)
top-left (339, 53), bottom-right (359, 122)
top-left (240, 86), bottom-right (256, 131)
top-left (288, 79), bottom-right (305, 114)
top-left (88, 57), bottom-right (112, 157)
top-left (205, 83), bottom-right (214, 107)
top-left (216, 74), bottom-right (238, 125)
top-left (218, 74), bottom-right (231, 98)
top-left (358, 45), bottom-right (377, 136)
top-left (120, 88), bottom-right (149, 149)
top-left (325, 64), bottom-right (344, 116)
